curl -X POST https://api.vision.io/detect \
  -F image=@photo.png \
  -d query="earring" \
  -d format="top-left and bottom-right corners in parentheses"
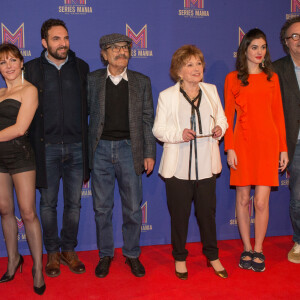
top-left (261, 59), bottom-right (265, 68)
top-left (21, 67), bottom-right (24, 85)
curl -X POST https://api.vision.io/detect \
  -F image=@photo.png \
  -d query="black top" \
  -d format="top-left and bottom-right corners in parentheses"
top-left (41, 52), bottom-right (82, 144)
top-left (0, 99), bottom-right (21, 130)
top-left (101, 77), bottom-right (130, 140)
top-left (24, 49), bottom-right (90, 188)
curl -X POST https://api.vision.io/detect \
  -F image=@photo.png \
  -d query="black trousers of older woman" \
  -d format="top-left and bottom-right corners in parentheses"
top-left (165, 175), bottom-right (218, 262)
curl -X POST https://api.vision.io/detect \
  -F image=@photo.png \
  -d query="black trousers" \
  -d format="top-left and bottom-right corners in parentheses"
top-left (165, 176), bottom-right (218, 261)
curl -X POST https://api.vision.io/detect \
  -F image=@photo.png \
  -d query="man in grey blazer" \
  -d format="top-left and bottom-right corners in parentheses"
top-left (273, 16), bottom-right (300, 264)
top-left (88, 33), bottom-right (156, 277)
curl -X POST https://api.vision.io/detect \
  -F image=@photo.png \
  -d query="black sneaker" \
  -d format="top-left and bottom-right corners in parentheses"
top-left (239, 251), bottom-right (253, 270)
top-left (251, 252), bottom-right (265, 272)
top-left (95, 256), bottom-right (113, 278)
top-left (125, 257), bottom-right (145, 277)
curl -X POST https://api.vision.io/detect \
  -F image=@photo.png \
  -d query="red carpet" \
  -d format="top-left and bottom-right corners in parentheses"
top-left (0, 236), bottom-right (299, 299)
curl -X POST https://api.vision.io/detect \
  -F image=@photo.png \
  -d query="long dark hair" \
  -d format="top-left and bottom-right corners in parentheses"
top-left (236, 28), bottom-right (273, 86)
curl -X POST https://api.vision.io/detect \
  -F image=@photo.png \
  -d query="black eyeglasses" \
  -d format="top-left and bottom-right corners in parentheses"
top-left (286, 33), bottom-right (300, 41)
top-left (195, 115), bottom-right (216, 138)
top-left (106, 44), bottom-right (130, 53)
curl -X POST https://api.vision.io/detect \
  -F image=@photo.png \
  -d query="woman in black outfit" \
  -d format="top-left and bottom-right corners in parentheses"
top-left (0, 43), bottom-right (45, 295)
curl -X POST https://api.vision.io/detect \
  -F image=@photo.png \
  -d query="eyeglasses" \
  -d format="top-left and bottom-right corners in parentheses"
top-left (286, 33), bottom-right (300, 41)
top-left (195, 115), bottom-right (216, 138)
top-left (106, 44), bottom-right (130, 53)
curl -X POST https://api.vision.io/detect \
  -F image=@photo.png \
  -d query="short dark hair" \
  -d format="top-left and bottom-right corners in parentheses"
top-left (280, 16), bottom-right (300, 54)
top-left (41, 18), bottom-right (68, 40)
top-left (0, 43), bottom-right (23, 62)
top-left (236, 28), bottom-right (273, 86)
top-left (170, 45), bottom-right (205, 82)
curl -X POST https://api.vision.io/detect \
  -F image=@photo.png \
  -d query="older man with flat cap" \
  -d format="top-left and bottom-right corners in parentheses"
top-left (88, 33), bottom-right (156, 278)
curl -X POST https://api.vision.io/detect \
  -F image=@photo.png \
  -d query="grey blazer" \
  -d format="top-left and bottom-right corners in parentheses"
top-left (87, 68), bottom-right (156, 175)
top-left (273, 55), bottom-right (300, 164)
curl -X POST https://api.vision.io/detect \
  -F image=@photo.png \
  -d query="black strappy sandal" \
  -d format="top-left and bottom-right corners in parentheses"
top-left (251, 251), bottom-right (265, 272)
top-left (239, 251), bottom-right (253, 270)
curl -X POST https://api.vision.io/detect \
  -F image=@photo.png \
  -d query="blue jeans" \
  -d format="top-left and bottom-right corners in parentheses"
top-left (91, 139), bottom-right (142, 258)
top-left (290, 140), bottom-right (300, 244)
top-left (39, 142), bottom-right (83, 253)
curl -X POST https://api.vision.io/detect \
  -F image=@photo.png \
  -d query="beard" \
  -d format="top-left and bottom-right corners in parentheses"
top-left (47, 45), bottom-right (69, 60)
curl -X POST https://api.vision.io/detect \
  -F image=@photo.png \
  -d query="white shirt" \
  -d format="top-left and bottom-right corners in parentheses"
top-left (106, 66), bottom-right (128, 85)
top-left (174, 91), bottom-right (213, 180)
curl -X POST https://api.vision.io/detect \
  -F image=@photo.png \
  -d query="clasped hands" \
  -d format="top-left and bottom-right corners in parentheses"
top-left (182, 126), bottom-right (222, 142)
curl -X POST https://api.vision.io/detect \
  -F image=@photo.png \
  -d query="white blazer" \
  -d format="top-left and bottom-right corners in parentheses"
top-left (153, 82), bottom-right (228, 179)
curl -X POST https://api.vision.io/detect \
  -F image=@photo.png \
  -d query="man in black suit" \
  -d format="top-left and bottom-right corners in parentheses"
top-left (273, 16), bottom-right (300, 264)
top-left (87, 33), bottom-right (156, 277)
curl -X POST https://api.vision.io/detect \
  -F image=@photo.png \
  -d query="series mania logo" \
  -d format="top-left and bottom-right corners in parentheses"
top-left (1, 23), bottom-right (31, 57)
top-left (16, 216), bottom-right (27, 242)
top-left (286, 0), bottom-right (300, 19)
top-left (233, 27), bottom-right (245, 58)
top-left (230, 196), bottom-right (255, 225)
top-left (141, 201), bottom-right (152, 232)
top-left (59, 0), bottom-right (93, 15)
top-left (178, 0), bottom-right (209, 18)
top-left (126, 24), bottom-right (153, 58)
top-left (81, 180), bottom-right (92, 198)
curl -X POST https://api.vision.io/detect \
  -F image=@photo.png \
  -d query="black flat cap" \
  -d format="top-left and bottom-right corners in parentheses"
top-left (99, 33), bottom-right (132, 49)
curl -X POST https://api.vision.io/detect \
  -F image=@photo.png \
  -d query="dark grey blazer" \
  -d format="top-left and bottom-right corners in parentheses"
top-left (87, 68), bottom-right (156, 175)
top-left (273, 55), bottom-right (300, 164)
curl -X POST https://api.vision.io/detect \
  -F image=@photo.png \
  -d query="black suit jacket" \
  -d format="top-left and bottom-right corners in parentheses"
top-left (87, 68), bottom-right (156, 175)
top-left (273, 55), bottom-right (300, 164)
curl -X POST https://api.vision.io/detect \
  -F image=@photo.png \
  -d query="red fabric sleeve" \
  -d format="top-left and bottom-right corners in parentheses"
top-left (224, 72), bottom-right (236, 151)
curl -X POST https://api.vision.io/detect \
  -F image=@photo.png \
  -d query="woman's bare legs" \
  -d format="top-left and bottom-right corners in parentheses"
top-left (253, 185), bottom-right (270, 262)
top-left (13, 170), bottom-right (44, 288)
top-left (236, 186), bottom-right (252, 257)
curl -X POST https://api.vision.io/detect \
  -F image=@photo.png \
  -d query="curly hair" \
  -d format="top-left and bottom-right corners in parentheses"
top-left (0, 43), bottom-right (23, 62)
top-left (236, 28), bottom-right (273, 86)
top-left (170, 45), bottom-right (205, 82)
top-left (280, 16), bottom-right (300, 54)
top-left (41, 18), bottom-right (68, 40)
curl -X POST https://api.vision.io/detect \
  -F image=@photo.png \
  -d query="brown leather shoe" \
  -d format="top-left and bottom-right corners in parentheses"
top-left (61, 251), bottom-right (85, 274)
top-left (45, 252), bottom-right (61, 277)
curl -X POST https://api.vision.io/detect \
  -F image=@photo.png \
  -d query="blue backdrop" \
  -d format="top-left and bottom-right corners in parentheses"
top-left (0, 0), bottom-right (297, 257)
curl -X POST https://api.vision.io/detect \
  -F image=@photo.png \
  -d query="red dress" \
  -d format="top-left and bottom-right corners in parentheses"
top-left (224, 71), bottom-right (287, 186)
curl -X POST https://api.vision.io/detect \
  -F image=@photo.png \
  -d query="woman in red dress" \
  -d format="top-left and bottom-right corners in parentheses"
top-left (224, 29), bottom-right (288, 272)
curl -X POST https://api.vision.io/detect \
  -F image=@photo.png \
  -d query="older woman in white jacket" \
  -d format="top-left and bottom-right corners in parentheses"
top-left (153, 45), bottom-right (228, 280)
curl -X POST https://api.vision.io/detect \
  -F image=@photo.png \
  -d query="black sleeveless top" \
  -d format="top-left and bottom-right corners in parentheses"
top-left (0, 98), bottom-right (21, 130)
top-left (0, 98), bottom-right (35, 174)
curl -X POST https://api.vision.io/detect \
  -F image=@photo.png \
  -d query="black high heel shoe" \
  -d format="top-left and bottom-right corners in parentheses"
top-left (32, 268), bottom-right (46, 295)
top-left (34, 284), bottom-right (46, 295)
top-left (0, 255), bottom-right (24, 283)
top-left (207, 259), bottom-right (228, 279)
top-left (175, 261), bottom-right (188, 280)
